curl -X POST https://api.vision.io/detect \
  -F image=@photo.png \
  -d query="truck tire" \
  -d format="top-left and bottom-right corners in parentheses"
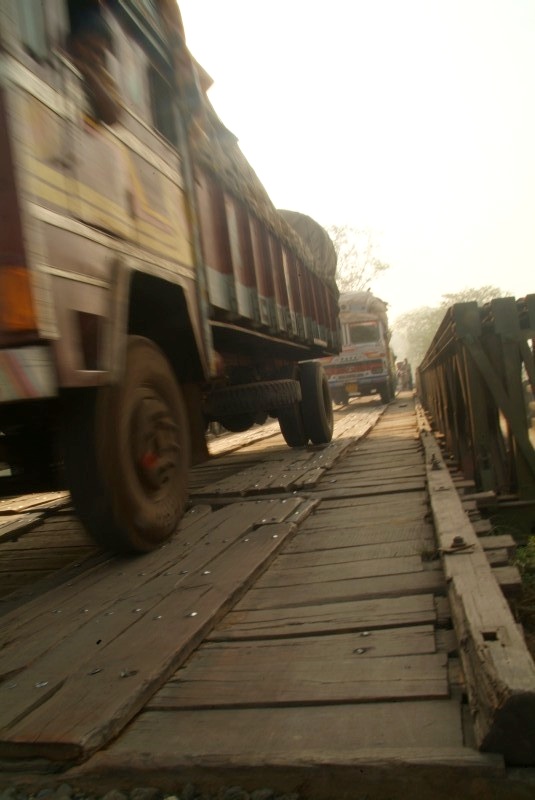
top-left (63, 336), bottom-right (190, 553)
top-left (206, 379), bottom-right (300, 419)
top-left (299, 362), bottom-right (334, 445)
top-left (380, 381), bottom-right (393, 403)
top-left (218, 413), bottom-right (256, 432)
top-left (278, 402), bottom-right (308, 447)
top-left (330, 386), bottom-right (349, 406)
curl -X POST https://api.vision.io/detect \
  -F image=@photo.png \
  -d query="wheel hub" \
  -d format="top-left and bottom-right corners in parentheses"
top-left (132, 391), bottom-right (181, 493)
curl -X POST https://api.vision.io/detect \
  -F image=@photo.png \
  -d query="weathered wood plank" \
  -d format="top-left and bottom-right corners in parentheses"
top-left (300, 507), bottom-right (428, 530)
top-left (85, 701), bottom-right (477, 767)
top-left (316, 474), bottom-right (427, 491)
top-left (285, 523), bottom-right (434, 552)
top-left (317, 491), bottom-right (429, 510)
top-left (0, 513), bottom-right (45, 541)
top-left (339, 451), bottom-right (424, 466)
top-left (0, 519), bottom-right (301, 760)
top-left (151, 651), bottom-right (448, 709)
top-left (236, 569), bottom-right (446, 611)
top-left (313, 481), bottom-right (426, 500)
top-left (254, 555), bottom-right (425, 590)
top-left (274, 538), bottom-right (436, 565)
top-left (491, 565), bottom-right (522, 596)
top-left (480, 534), bottom-right (516, 558)
top-left (0, 547), bottom-right (98, 571)
top-left (207, 594), bottom-right (437, 641)
top-left (202, 624), bottom-right (437, 660)
top-left (0, 492), bottom-right (70, 514)
top-left (207, 421), bottom-right (282, 456)
top-left (332, 463), bottom-right (426, 479)
top-left (0, 500), bottom-right (302, 682)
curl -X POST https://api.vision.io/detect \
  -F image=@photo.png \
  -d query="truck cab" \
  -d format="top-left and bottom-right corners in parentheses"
top-left (321, 291), bottom-right (396, 405)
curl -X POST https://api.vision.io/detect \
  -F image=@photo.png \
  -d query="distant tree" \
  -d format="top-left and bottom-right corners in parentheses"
top-left (393, 285), bottom-right (509, 368)
top-left (326, 224), bottom-right (390, 293)
top-left (440, 285), bottom-right (509, 307)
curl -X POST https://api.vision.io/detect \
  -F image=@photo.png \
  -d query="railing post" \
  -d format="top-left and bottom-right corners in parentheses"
top-left (453, 303), bottom-right (497, 490)
top-left (490, 297), bottom-right (535, 500)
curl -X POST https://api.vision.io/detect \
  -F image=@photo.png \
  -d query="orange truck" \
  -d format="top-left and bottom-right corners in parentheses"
top-left (0, 0), bottom-right (340, 552)
top-left (320, 291), bottom-right (396, 405)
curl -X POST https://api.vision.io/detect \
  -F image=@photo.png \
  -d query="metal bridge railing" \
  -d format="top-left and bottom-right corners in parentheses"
top-left (418, 295), bottom-right (535, 503)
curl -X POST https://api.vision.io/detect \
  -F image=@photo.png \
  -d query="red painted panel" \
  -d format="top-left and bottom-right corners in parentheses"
top-left (195, 169), bottom-right (232, 275)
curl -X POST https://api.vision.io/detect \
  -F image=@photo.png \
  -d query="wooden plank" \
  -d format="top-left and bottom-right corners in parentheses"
top-left (351, 442), bottom-right (420, 455)
top-left (201, 624), bottom-right (438, 661)
top-left (151, 651), bottom-right (448, 709)
top-left (81, 700), bottom-right (491, 770)
top-left (317, 474), bottom-right (426, 490)
top-left (0, 500), bottom-right (302, 693)
top-left (293, 467), bottom-right (325, 488)
top-left (0, 519), bottom-right (301, 760)
top-left (254, 555), bottom-right (425, 590)
top-left (480, 534), bottom-right (516, 558)
top-left (314, 481), bottom-right (426, 500)
top-left (492, 565), bottom-right (522, 596)
top-left (207, 421), bottom-right (282, 455)
top-left (236, 569), bottom-right (446, 611)
top-left (484, 548), bottom-right (510, 568)
top-left (284, 523), bottom-right (435, 552)
top-left (308, 500), bottom-right (427, 519)
top-left (207, 593), bottom-right (437, 641)
top-left (0, 512), bottom-right (45, 541)
top-left (333, 462), bottom-right (426, 478)
top-left (317, 491), bottom-right (429, 510)
top-left (195, 436), bottom-right (365, 498)
top-left (340, 451), bottom-right (424, 467)
top-left (0, 492), bottom-right (70, 514)
top-left (301, 508), bottom-right (428, 530)
top-left (267, 539), bottom-right (436, 566)
top-left (473, 519), bottom-right (493, 534)
top-left (0, 547), bottom-right (98, 572)
top-left (421, 425), bottom-right (535, 765)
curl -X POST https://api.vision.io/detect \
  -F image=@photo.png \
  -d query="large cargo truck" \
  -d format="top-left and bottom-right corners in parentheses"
top-left (321, 291), bottom-right (396, 405)
top-left (0, 0), bottom-right (340, 552)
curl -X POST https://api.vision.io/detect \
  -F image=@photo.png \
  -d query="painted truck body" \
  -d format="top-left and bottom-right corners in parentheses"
top-left (320, 291), bottom-right (396, 404)
top-left (0, 0), bottom-right (339, 552)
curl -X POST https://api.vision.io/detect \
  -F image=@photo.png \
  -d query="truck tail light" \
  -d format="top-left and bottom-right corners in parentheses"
top-left (0, 266), bottom-right (37, 332)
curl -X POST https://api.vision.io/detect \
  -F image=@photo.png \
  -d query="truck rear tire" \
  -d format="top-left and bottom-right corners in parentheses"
top-left (299, 362), bottom-right (334, 444)
top-left (330, 387), bottom-right (349, 406)
top-left (63, 336), bottom-right (190, 553)
top-left (219, 413), bottom-right (256, 432)
top-left (380, 381), bottom-right (393, 403)
top-left (278, 402), bottom-right (308, 447)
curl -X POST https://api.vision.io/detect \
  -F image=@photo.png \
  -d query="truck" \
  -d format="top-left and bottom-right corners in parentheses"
top-left (0, 0), bottom-right (340, 553)
top-left (320, 291), bottom-right (396, 405)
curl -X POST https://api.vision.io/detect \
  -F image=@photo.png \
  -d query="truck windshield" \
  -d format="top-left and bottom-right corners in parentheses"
top-left (348, 322), bottom-right (380, 344)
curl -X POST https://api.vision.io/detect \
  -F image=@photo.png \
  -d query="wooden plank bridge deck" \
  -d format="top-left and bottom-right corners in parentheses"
top-left (1, 394), bottom-right (535, 800)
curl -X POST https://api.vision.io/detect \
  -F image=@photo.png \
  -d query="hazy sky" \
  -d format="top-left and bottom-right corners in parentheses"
top-left (178, 0), bottom-right (534, 322)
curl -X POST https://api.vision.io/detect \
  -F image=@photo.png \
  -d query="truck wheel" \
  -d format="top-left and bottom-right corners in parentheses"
top-left (278, 402), bottom-right (308, 447)
top-left (331, 387), bottom-right (349, 406)
top-left (219, 413), bottom-right (256, 432)
top-left (299, 362), bottom-right (334, 444)
top-left (380, 382), bottom-right (393, 403)
top-left (63, 336), bottom-right (190, 553)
